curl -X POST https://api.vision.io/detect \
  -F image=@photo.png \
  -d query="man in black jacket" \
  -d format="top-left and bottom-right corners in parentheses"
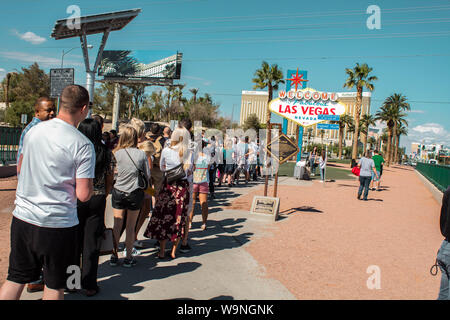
top-left (437, 186), bottom-right (450, 300)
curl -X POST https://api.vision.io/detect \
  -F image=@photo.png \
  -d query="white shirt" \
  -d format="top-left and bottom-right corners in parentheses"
top-left (14, 118), bottom-right (95, 228)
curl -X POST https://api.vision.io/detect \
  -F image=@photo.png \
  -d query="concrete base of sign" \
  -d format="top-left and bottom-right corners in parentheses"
top-left (250, 196), bottom-right (280, 222)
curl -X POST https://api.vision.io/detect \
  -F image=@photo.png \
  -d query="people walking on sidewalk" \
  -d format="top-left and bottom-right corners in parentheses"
top-left (357, 150), bottom-right (379, 201)
top-left (319, 150), bottom-right (327, 183)
top-left (110, 125), bottom-right (151, 268)
top-left (371, 149), bottom-right (385, 191)
top-left (144, 128), bottom-right (192, 259)
top-left (77, 118), bottom-right (114, 297)
top-left (0, 85), bottom-right (95, 300)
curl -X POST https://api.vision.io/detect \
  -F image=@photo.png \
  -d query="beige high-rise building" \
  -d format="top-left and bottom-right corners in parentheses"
top-left (239, 90), bottom-right (371, 147)
top-left (239, 90), bottom-right (269, 126)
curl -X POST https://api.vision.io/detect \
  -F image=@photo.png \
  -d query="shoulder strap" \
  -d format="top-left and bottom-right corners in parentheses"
top-left (124, 148), bottom-right (141, 171)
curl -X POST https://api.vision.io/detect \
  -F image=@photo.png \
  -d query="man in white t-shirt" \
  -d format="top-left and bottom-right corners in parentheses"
top-left (0, 85), bottom-right (95, 300)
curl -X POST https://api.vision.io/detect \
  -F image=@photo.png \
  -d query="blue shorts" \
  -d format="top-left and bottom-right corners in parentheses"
top-left (372, 170), bottom-right (380, 182)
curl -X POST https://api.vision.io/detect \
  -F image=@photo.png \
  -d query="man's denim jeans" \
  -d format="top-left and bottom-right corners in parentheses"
top-left (358, 176), bottom-right (371, 200)
top-left (437, 240), bottom-right (450, 300)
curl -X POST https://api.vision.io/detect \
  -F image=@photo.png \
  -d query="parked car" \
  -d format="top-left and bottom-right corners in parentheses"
top-left (429, 159), bottom-right (438, 165)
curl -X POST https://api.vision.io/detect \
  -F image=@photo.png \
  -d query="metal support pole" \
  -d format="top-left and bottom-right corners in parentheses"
top-left (112, 83), bottom-right (121, 131)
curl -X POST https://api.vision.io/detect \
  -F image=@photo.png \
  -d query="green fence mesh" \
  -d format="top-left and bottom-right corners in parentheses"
top-left (416, 162), bottom-right (450, 192)
top-left (0, 126), bottom-right (21, 165)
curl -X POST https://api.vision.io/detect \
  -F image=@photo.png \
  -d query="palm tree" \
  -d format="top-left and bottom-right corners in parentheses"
top-left (337, 114), bottom-right (354, 159)
top-left (360, 114), bottom-right (376, 153)
top-left (368, 136), bottom-right (377, 150)
top-left (252, 61), bottom-right (284, 196)
top-left (189, 88), bottom-right (199, 102)
top-left (395, 122), bottom-right (408, 164)
top-left (382, 94), bottom-right (410, 163)
top-left (252, 61), bottom-right (285, 129)
top-left (375, 102), bottom-right (407, 166)
top-left (319, 129), bottom-right (325, 145)
top-left (343, 63), bottom-right (377, 163)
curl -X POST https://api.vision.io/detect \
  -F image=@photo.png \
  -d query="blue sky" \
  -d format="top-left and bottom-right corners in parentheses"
top-left (1, 0), bottom-right (449, 151)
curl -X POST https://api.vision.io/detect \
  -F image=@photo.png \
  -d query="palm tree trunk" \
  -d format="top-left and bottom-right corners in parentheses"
top-left (391, 122), bottom-right (397, 166)
top-left (386, 128), bottom-right (392, 167)
top-left (264, 84), bottom-right (273, 197)
top-left (351, 88), bottom-right (363, 162)
top-left (362, 132), bottom-right (368, 156)
top-left (338, 126), bottom-right (343, 159)
top-left (394, 134), bottom-right (400, 164)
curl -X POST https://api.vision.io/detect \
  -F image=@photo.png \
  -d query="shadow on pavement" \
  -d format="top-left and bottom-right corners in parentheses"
top-left (280, 206), bottom-right (323, 215)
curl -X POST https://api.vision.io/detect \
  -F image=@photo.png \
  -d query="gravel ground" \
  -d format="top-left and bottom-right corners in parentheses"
top-left (231, 164), bottom-right (444, 299)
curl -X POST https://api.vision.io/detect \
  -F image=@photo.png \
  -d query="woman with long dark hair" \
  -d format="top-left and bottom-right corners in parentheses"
top-left (77, 119), bottom-right (114, 297)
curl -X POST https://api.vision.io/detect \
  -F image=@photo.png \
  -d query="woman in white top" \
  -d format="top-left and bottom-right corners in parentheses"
top-left (144, 128), bottom-right (192, 259)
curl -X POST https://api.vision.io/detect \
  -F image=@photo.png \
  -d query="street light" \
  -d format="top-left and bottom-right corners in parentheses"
top-left (61, 45), bottom-right (93, 68)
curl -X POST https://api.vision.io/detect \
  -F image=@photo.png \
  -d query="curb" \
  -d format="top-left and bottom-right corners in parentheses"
top-left (415, 170), bottom-right (443, 205)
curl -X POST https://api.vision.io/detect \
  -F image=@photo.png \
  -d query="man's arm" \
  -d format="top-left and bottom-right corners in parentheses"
top-left (76, 178), bottom-right (93, 202)
top-left (17, 154), bottom-right (23, 175)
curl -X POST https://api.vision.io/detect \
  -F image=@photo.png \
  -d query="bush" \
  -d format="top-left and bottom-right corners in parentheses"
top-left (5, 101), bottom-right (34, 127)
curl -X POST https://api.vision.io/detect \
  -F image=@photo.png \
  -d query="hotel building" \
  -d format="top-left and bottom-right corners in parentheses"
top-left (239, 90), bottom-right (372, 147)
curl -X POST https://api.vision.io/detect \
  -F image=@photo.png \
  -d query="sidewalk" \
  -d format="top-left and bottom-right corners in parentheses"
top-left (21, 179), bottom-right (296, 300)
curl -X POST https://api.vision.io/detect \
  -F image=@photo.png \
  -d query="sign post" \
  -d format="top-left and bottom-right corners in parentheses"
top-left (283, 69), bottom-right (308, 161)
top-left (265, 130), bottom-right (299, 197)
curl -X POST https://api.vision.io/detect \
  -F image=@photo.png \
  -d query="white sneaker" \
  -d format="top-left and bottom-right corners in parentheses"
top-left (319, 180), bottom-right (324, 183)
top-left (123, 247), bottom-right (142, 257)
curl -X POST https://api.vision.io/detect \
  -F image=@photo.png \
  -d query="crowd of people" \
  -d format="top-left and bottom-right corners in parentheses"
top-left (0, 85), bottom-right (267, 300)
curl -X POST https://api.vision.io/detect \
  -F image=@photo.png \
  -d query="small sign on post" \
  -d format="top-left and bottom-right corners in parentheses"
top-left (50, 68), bottom-right (74, 98)
top-left (250, 196), bottom-right (280, 221)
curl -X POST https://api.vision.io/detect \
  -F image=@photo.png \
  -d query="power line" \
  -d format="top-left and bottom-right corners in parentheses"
top-left (114, 17), bottom-right (450, 35)
top-left (81, 30), bottom-right (450, 46)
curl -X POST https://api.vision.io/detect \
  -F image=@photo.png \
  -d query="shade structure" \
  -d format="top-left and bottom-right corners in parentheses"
top-left (51, 8), bottom-right (141, 40)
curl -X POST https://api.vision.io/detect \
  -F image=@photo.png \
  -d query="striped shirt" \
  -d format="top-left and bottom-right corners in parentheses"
top-left (17, 117), bottom-right (41, 165)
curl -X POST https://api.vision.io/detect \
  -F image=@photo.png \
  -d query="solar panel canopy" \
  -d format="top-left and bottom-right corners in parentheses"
top-left (51, 8), bottom-right (141, 40)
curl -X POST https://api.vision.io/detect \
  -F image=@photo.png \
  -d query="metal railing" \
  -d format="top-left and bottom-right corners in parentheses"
top-left (416, 162), bottom-right (450, 192)
top-left (0, 126), bottom-right (21, 165)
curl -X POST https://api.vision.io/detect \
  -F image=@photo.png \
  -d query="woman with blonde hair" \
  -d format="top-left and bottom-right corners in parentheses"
top-left (144, 127), bottom-right (192, 259)
top-left (110, 125), bottom-right (151, 267)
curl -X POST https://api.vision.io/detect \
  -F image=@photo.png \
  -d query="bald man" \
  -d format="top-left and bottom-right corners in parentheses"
top-left (16, 97), bottom-right (56, 174)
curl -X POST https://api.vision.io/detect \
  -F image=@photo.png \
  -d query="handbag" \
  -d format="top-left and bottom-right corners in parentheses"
top-left (99, 228), bottom-right (117, 256)
top-left (124, 149), bottom-right (149, 190)
top-left (164, 163), bottom-right (186, 184)
top-left (351, 166), bottom-right (360, 176)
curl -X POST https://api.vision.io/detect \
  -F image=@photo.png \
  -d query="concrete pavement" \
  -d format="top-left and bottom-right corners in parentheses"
top-left (21, 178), bottom-right (296, 300)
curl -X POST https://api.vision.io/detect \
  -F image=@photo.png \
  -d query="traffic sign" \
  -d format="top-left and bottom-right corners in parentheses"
top-left (50, 68), bottom-right (74, 98)
top-left (20, 114), bottom-right (27, 124)
top-left (265, 133), bottom-right (300, 164)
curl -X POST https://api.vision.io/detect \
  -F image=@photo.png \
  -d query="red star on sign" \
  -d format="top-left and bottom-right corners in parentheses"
top-left (287, 68), bottom-right (308, 92)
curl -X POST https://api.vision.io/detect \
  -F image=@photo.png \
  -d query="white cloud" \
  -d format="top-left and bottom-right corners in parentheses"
top-left (408, 110), bottom-right (425, 114)
top-left (407, 123), bottom-right (450, 147)
top-left (0, 68), bottom-right (5, 72)
top-left (12, 29), bottom-right (46, 45)
top-left (0, 51), bottom-right (84, 68)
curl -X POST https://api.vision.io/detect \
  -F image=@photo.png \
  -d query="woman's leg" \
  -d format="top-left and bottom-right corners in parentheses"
top-left (182, 192), bottom-right (198, 246)
top-left (199, 193), bottom-right (209, 229)
top-left (159, 239), bottom-right (167, 258)
top-left (81, 195), bottom-right (106, 291)
top-left (357, 177), bottom-right (364, 199)
top-left (112, 208), bottom-right (126, 256)
top-left (124, 209), bottom-right (140, 260)
top-left (135, 197), bottom-right (151, 242)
